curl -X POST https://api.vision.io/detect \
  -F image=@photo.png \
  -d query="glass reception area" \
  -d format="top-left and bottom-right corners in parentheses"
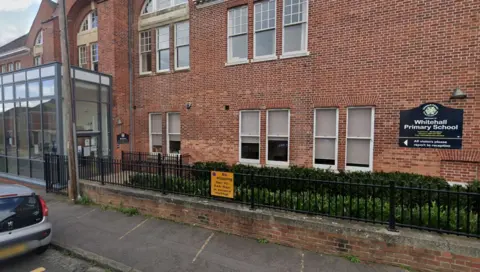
top-left (0, 63), bottom-right (112, 183)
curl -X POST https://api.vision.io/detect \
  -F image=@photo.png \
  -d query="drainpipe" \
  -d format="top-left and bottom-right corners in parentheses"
top-left (128, 0), bottom-right (134, 152)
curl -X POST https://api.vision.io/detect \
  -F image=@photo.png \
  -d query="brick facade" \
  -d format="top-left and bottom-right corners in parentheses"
top-left (1, 0), bottom-right (479, 182)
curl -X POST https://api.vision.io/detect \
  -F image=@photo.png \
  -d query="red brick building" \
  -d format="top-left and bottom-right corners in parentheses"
top-left (1, 0), bottom-right (479, 182)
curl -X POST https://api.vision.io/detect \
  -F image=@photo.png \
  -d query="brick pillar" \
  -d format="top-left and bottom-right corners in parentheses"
top-left (97, 0), bottom-right (131, 158)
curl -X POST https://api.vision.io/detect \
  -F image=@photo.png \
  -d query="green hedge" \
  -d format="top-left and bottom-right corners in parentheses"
top-left (128, 172), bottom-right (479, 234)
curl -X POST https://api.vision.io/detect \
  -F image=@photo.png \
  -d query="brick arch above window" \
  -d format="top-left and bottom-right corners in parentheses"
top-left (141, 0), bottom-right (188, 15)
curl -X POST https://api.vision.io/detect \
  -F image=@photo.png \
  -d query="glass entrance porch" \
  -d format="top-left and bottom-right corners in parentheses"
top-left (0, 63), bottom-right (112, 182)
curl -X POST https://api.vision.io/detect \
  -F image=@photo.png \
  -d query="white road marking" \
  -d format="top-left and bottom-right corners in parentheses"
top-left (300, 252), bottom-right (304, 272)
top-left (77, 208), bottom-right (96, 219)
top-left (119, 218), bottom-right (149, 240)
top-left (31, 268), bottom-right (46, 272)
top-left (192, 233), bottom-right (214, 263)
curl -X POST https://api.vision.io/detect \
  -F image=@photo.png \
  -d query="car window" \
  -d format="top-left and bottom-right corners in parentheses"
top-left (0, 196), bottom-right (42, 232)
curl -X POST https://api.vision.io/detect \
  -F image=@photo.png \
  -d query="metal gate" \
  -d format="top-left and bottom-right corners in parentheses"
top-left (45, 154), bottom-right (69, 195)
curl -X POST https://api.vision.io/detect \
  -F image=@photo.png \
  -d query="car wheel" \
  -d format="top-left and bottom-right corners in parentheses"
top-left (36, 245), bottom-right (49, 255)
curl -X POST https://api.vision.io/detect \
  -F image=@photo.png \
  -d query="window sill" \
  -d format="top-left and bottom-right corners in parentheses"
top-left (251, 56), bottom-right (278, 63)
top-left (280, 51), bottom-right (310, 60)
top-left (314, 164), bottom-right (338, 172)
top-left (225, 59), bottom-right (249, 67)
top-left (237, 161), bottom-right (261, 167)
top-left (156, 69), bottom-right (171, 74)
top-left (139, 72), bottom-right (152, 77)
top-left (266, 162), bottom-right (289, 168)
top-left (175, 67), bottom-right (190, 72)
top-left (345, 166), bottom-right (371, 172)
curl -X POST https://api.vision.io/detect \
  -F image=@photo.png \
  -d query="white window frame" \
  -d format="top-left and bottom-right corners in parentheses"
top-left (227, 6), bottom-right (249, 64)
top-left (14, 62), bottom-right (21, 71)
top-left (141, 0), bottom-right (188, 15)
top-left (253, 0), bottom-right (277, 60)
top-left (149, 113), bottom-right (163, 154)
top-left (345, 107), bottom-right (375, 172)
top-left (156, 26), bottom-right (170, 73)
top-left (79, 10), bottom-right (98, 33)
top-left (281, 0), bottom-right (308, 57)
top-left (35, 30), bottom-right (43, 45)
top-left (1, 65), bottom-right (6, 73)
top-left (78, 45), bottom-right (87, 68)
top-left (91, 43), bottom-right (99, 71)
top-left (166, 112), bottom-right (181, 155)
top-left (239, 110), bottom-right (261, 164)
top-left (266, 109), bottom-right (290, 166)
top-left (174, 21), bottom-right (190, 70)
top-left (139, 30), bottom-right (152, 74)
top-left (313, 108), bottom-right (338, 170)
top-left (34, 56), bottom-right (42, 66)
top-left (8, 63), bottom-right (14, 72)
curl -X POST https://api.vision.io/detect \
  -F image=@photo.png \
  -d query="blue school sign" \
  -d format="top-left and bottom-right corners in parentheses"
top-left (398, 103), bottom-right (463, 149)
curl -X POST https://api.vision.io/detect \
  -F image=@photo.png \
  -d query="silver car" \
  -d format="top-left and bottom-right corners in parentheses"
top-left (0, 184), bottom-right (52, 261)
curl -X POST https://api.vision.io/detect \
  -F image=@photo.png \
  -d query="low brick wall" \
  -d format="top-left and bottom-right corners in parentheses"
top-left (80, 180), bottom-right (480, 272)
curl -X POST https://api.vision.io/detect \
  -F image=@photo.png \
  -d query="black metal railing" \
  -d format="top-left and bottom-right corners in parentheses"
top-left (44, 154), bottom-right (480, 238)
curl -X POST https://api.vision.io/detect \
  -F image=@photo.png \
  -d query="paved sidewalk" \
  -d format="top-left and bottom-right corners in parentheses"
top-left (26, 184), bottom-right (405, 272)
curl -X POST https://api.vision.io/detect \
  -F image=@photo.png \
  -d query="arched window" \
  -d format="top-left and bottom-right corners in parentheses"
top-left (141, 0), bottom-right (187, 15)
top-left (79, 10), bottom-right (98, 32)
top-left (35, 30), bottom-right (43, 45)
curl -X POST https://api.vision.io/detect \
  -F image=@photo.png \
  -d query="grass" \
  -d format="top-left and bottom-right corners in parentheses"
top-left (399, 264), bottom-right (415, 272)
top-left (345, 255), bottom-right (360, 263)
top-left (257, 238), bottom-right (269, 244)
top-left (115, 202), bottom-right (140, 216)
top-left (76, 195), bottom-right (92, 205)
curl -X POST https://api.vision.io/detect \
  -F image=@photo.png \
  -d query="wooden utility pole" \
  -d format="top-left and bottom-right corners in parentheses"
top-left (59, 0), bottom-right (78, 200)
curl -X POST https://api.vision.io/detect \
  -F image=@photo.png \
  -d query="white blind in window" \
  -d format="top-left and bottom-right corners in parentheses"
top-left (315, 138), bottom-right (335, 160)
top-left (157, 26), bottom-right (169, 50)
top-left (168, 113), bottom-right (180, 134)
top-left (150, 114), bottom-right (162, 133)
top-left (152, 135), bottom-right (162, 145)
top-left (348, 108), bottom-right (372, 138)
top-left (268, 110), bottom-right (289, 136)
top-left (346, 139), bottom-right (370, 165)
top-left (315, 109), bottom-right (336, 137)
top-left (241, 111), bottom-right (259, 135)
top-left (169, 134), bottom-right (180, 141)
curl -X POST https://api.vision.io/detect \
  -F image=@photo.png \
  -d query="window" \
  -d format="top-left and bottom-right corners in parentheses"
top-left (239, 111), bottom-right (260, 163)
top-left (1, 65), bottom-right (6, 73)
top-left (139, 31), bottom-right (152, 73)
top-left (149, 113), bottom-right (162, 153)
top-left (314, 109), bottom-right (338, 169)
top-left (78, 45), bottom-right (88, 69)
top-left (227, 6), bottom-right (248, 62)
top-left (254, 0), bottom-right (276, 58)
top-left (283, 0), bottom-right (308, 54)
top-left (266, 110), bottom-right (289, 165)
top-left (33, 56), bottom-right (42, 66)
top-left (14, 62), bottom-right (21, 71)
top-left (141, 0), bottom-right (188, 15)
top-left (8, 63), bottom-right (13, 72)
top-left (79, 10), bottom-right (98, 32)
top-left (157, 26), bottom-right (170, 72)
top-left (91, 43), bottom-right (99, 71)
top-left (175, 21), bottom-right (189, 70)
top-left (167, 113), bottom-right (181, 154)
top-left (346, 107), bottom-right (374, 171)
top-left (35, 30), bottom-right (43, 45)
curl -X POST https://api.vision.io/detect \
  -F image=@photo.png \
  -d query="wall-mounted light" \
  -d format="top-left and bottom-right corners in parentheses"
top-left (450, 88), bottom-right (467, 100)
top-left (116, 118), bottom-right (123, 126)
top-left (186, 102), bottom-right (193, 110)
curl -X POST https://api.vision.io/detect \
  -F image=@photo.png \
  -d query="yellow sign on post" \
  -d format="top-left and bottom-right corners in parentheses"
top-left (211, 171), bottom-right (234, 199)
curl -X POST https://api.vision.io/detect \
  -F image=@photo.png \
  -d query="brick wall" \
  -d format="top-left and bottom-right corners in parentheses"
top-left (441, 161), bottom-right (479, 183)
top-left (81, 180), bottom-right (480, 272)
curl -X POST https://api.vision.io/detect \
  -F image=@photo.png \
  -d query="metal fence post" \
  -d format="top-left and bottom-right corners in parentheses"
top-left (250, 173), bottom-right (255, 210)
top-left (44, 154), bottom-right (49, 193)
top-left (56, 155), bottom-right (61, 191)
top-left (100, 157), bottom-right (105, 185)
top-left (162, 156), bottom-right (166, 194)
top-left (388, 180), bottom-right (397, 232)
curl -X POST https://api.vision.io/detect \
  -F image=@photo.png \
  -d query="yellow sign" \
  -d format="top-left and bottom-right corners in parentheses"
top-left (211, 171), bottom-right (234, 198)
